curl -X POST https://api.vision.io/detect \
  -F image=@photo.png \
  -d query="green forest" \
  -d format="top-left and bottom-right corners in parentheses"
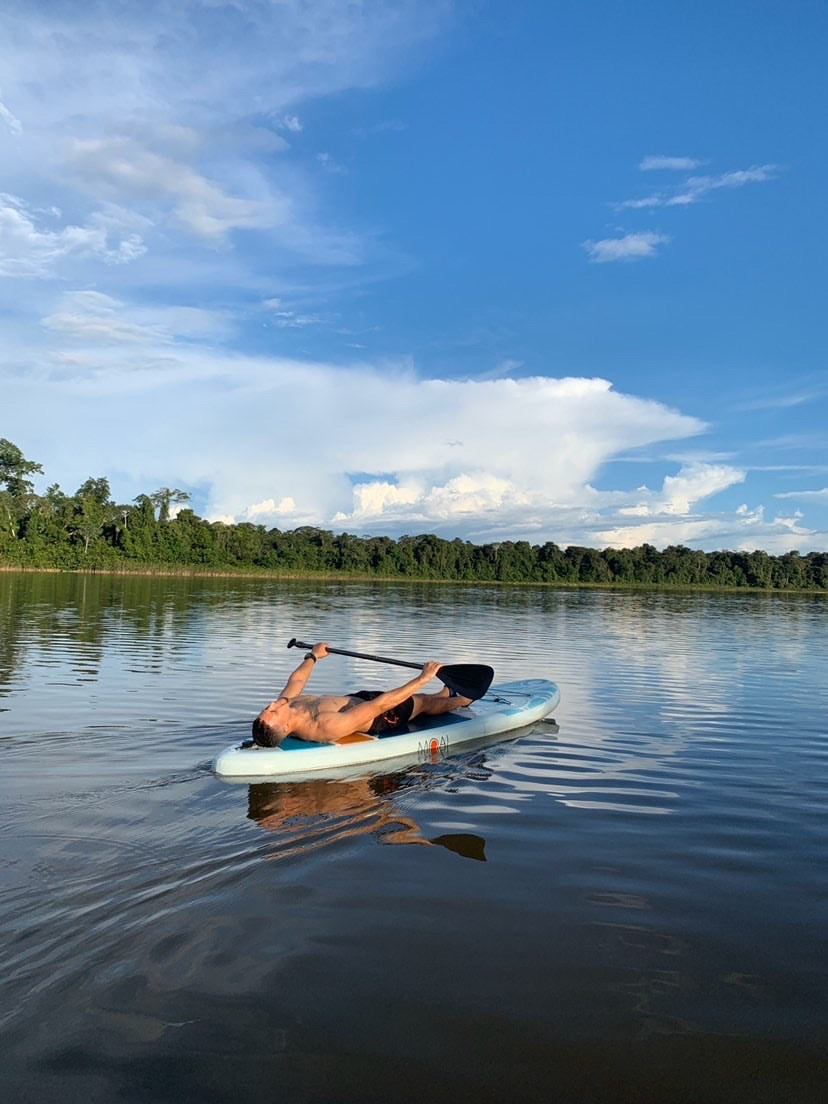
top-left (1, 438), bottom-right (826, 589)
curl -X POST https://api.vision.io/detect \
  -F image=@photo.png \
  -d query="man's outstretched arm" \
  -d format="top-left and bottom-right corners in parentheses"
top-left (279, 641), bottom-right (329, 699)
top-left (314, 661), bottom-right (442, 741)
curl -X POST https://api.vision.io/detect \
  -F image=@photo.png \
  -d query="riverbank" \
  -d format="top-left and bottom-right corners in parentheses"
top-left (2, 562), bottom-right (826, 594)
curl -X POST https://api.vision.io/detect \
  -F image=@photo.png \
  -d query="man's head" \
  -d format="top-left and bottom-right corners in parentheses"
top-left (252, 698), bottom-right (290, 747)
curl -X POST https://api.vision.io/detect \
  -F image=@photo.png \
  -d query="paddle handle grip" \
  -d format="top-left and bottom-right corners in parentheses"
top-left (287, 638), bottom-right (423, 671)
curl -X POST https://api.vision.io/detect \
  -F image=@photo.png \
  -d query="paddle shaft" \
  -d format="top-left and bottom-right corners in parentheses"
top-left (288, 638), bottom-right (422, 671)
top-left (286, 639), bottom-right (494, 700)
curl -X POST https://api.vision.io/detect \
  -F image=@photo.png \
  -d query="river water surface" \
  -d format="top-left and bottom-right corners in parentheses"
top-left (1, 572), bottom-right (826, 1103)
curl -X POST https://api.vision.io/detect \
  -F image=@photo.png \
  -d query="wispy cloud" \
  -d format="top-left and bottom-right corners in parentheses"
top-left (277, 115), bottom-right (304, 133)
top-left (586, 157), bottom-right (779, 263)
top-left (352, 119), bottom-right (408, 137)
top-left (775, 487), bottom-right (828, 500)
top-left (316, 152), bottom-right (348, 175)
top-left (583, 231), bottom-right (670, 264)
top-left (68, 137), bottom-right (275, 241)
top-left (0, 193), bottom-right (146, 276)
top-left (737, 379), bottom-right (828, 411)
top-left (0, 93), bottom-right (21, 134)
top-left (615, 163), bottom-right (778, 211)
top-left (639, 155), bottom-right (703, 171)
top-left (0, 0), bottom-right (447, 288)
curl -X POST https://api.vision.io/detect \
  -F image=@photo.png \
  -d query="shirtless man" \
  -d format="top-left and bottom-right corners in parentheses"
top-left (252, 642), bottom-right (472, 747)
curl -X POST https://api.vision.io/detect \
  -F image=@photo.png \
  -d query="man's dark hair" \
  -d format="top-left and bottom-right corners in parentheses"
top-left (252, 716), bottom-right (281, 747)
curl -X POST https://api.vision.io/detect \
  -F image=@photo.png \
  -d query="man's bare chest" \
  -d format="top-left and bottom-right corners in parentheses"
top-left (287, 694), bottom-right (353, 720)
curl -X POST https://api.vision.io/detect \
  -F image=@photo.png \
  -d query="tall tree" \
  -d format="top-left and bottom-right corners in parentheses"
top-left (75, 477), bottom-right (112, 506)
top-left (0, 438), bottom-right (42, 498)
top-left (150, 487), bottom-right (191, 522)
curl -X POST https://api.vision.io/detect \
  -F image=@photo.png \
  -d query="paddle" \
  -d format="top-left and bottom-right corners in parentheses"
top-left (287, 638), bottom-right (494, 701)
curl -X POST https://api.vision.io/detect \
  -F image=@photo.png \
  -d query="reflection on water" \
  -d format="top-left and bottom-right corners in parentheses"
top-left (1, 572), bottom-right (827, 1103)
top-left (247, 775), bottom-right (488, 861)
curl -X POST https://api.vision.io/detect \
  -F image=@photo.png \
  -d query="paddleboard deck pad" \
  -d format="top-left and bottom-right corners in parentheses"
top-left (212, 678), bottom-right (560, 780)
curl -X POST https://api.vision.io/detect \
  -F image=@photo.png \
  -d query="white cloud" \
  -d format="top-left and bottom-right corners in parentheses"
top-left (740, 382), bottom-right (828, 410)
top-left (316, 152), bottom-right (347, 174)
top-left (615, 163), bottom-right (777, 211)
top-left (68, 137), bottom-right (274, 241)
top-left (583, 231), bottom-right (670, 263)
top-left (352, 119), bottom-right (408, 137)
top-left (41, 290), bottom-right (231, 347)
top-left (5, 289), bottom-right (711, 541)
top-left (335, 472), bottom-right (528, 528)
top-left (775, 487), bottom-right (828, 500)
top-left (263, 298), bottom-right (327, 328)
top-left (0, 8), bottom-right (820, 557)
top-left (596, 503), bottom-right (823, 555)
top-left (0, 94), bottom-right (22, 134)
top-left (0, 2), bottom-right (448, 132)
top-left (659, 463), bottom-right (745, 514)
top-left (335, 480), bottom-right (422, 521)
top-left (639, 155), bottom-right (703, 171)
top-left (477, 358), bottom-right (524, 380)
top-left (6, 288), bottom-right (826, 552)
top-left (0, 0), bottom-right (440, 287)
top-left (247, 497), bottom-right (298, 518)
top-left (613, 195), bottom-right (664, 210)
top-left (687, 165), bottom-right (777, 193)
top-left (0, 194), bottom-right (146, 276)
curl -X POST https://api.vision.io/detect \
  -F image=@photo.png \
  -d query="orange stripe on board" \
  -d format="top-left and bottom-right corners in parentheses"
top-left (336, 732), bottom-right (378, 744)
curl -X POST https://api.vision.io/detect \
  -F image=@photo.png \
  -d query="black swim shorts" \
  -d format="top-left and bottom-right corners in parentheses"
top-left (350, 690), bottom-right (415, 734)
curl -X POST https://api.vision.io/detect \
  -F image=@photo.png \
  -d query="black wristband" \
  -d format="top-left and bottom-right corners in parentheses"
top-left (304, 653), bottom-right (317, 663)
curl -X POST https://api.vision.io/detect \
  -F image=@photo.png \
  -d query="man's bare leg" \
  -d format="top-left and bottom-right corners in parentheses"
top-left (409, 687), bottom-right (472, 719)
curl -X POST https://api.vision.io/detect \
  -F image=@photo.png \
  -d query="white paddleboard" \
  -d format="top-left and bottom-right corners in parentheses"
top-left (212, 678), bottom-right (560, 780)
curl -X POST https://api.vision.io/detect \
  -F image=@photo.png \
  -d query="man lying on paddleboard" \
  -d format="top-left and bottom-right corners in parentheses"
top-left (252, 642), bottom-right (472, 747)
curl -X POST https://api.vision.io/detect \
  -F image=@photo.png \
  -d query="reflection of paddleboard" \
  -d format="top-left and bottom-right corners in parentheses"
top-left (213, 678), bottom-right (560, 780)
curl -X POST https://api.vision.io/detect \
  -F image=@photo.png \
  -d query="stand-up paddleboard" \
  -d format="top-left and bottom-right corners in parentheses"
top-left (212, 678), bottom-right (560, 780)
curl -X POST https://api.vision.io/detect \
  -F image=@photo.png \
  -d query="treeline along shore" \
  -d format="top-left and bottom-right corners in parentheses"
top-left (1, 438), bottom-right (826, 589)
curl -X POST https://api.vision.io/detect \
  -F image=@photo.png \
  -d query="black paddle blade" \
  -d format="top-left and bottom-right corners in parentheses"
top-left (437, 663), bottom-right (493, 701)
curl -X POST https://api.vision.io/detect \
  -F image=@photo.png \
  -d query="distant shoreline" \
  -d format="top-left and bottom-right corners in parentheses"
top-left (2, 563), bottom-right (826, 595)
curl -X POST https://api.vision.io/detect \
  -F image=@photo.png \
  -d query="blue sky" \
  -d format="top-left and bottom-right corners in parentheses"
top-left (2, 0), bottom-right (826, 552)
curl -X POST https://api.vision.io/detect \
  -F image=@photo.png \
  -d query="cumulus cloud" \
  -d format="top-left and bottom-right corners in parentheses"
top-left (583, 231), bottom-right (670, 263)
top-left (1, 8), bottom-right (820, 556)
top-left (658, 463), bottom-right (745, 514)
top-left (247, 497), bottom-right (298, 518)
top-left (335, 472), bottom-right (528, 528)
top-left (596, 503), bottom-right (820, 555)
top-left (5, 285), bottom-right (826, 552)
top-left (5, 288), bottom-right (713, 543)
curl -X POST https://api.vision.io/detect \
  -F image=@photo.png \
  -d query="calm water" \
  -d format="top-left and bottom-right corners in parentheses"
top-left (1, 572), bottom-right (826, 1103)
